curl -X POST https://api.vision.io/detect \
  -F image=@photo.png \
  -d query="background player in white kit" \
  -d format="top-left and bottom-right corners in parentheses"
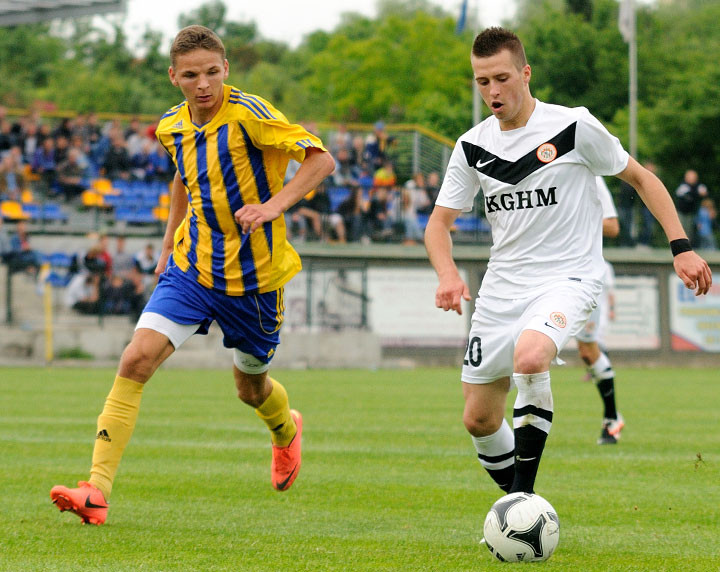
top-left (575, 177), bottom-right (623, 445)
top-left (425, 27), bottom-right (712, 495)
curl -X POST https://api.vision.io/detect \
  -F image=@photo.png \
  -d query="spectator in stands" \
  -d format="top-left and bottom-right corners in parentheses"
top-left (366, 186), bottom-right (394, 241)
top-left (332, 147), bottom-right (360, 187)
top-left (350, 135), bottom-right (367, 170)
top-left (337, 184), bottom-right (369, 243)
top-left (83, 113), bottom-right (103, 148)
top-left (124, 118), bottom-right (145, 158)
top-left (364, 121), bottom-right (390, 169)
top-left (8, 221), bottom-right (41, 274)
top-left (293, 179), bottom-right (346, 243)
top-left (64, 271), bottom-right (101, 315)
top-left (373, 159), bottom-right (397, 189)
top-left (83, 245), bottom-right (109, 277)
top-left (54, 134), bottom-right (70, 166)
top-left (69, 134), bottom-right (91, 170)
top-left (696, 198), bottom-right (717, 251)
top-left (55, 148), bottom-right (88, 201)
top-left (145, 140), bottom-right (173, 182)
top-left (101, 132), bottom-right (131, 180)
top-left (96, 233), bottom-right (113, 277)
top-left (399, 186), bottom-right (425, 245)
top-left (0, 145), bottom-right (26, 201)
top-left (0, 118), bottom-right (16, 154)
top-left (329, 122), bottom-right (352, 155)
top-left (32, 136), bottom-right (57, 189)
top-left (405, 172), bottom-right (431, 215)
top-left (425, 171), bottom-right (441, 208)
top-left (112, 236), bottom-right (135, 278)
top-left (54, 117), bottom-right (74, 140)
top-left (134, 242), bottom-right (159, 290)
top-left (102, 273), bottom-right (145, 318)
top-left (675, 169), bottom-right (708, 246)
top-left (20, 121), bottom-right (40, 165)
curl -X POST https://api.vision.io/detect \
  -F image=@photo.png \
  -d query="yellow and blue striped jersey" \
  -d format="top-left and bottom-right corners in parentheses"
top-left (156, 84), bottom-right (326, 295)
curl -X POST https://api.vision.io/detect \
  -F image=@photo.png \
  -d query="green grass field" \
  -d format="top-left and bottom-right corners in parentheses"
top-left (1, 366), bottom-right (718, 571)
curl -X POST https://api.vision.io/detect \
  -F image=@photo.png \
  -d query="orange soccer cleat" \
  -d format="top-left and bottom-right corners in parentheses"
top-left (271, 409), bottom-right (303, 491)
top-left (50, 481), bottom-right (108, 525)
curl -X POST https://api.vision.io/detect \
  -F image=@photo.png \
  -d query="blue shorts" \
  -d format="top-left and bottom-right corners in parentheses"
top-left (142, 260), bottom-right (284, 364)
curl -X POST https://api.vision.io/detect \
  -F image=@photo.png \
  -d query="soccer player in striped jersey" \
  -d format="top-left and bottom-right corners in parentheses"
top-left (425, 27), bottom-right (711, 497)
top-left (51, 25), bottom-right (334, 524)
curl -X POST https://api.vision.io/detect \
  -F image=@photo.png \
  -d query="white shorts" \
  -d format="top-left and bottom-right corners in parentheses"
top-left (461, 279), bottom-right (600, 384)
top-left (575, 304), bottom-right (604, 344)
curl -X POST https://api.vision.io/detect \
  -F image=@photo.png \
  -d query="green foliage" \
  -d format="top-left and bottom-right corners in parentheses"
top-left (1, 366), bottom-right (719, 570)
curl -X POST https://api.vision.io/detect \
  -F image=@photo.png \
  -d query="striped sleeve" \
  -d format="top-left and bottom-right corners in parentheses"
top-left (235, 91), bottom-right (327, 162)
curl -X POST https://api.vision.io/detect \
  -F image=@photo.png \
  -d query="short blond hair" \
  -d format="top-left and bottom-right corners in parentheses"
top-left (170, 25), bottom-right (225, 67)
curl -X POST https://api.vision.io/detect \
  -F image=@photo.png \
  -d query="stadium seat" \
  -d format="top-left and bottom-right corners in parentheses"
top-left (41, 203), bottom-right (68, 222)
top-left (416, 213), bottom-right (429, 230)
top-left (82, 190), bottom-right (105, 207)
top-left (153, 206), bottom-right (169, 222)
top-left (1, 200), bottom-right (30, 221)
top-left (22, 203), bottom-right (41, 220)
top-left (91, 178), bottom-right (117, 195)
top-left (21, 189), bottom-right (35, 204)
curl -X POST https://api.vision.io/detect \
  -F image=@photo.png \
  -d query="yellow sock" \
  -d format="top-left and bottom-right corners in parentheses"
top-left (89, 376), bottom-right (144, 499)
top-left (255, 378), bottom-right (297, 447)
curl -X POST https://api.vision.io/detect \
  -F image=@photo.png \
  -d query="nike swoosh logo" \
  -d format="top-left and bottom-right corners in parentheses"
top-left (275, 465), bottom-right (298, 491)
top-left (84, 495), bottom-right (107, 509)
top-left (476, 158), bottom-right (496, 169)
top-left (515, 456), bottom-right (537, 462)
top-left (544, 322), bottom-right (559, 331)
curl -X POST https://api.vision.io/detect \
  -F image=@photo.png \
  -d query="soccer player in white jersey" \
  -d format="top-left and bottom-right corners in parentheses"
top-left (576, 177), bottom-right (623, 445)
top-left (425, 27), bottom-right (712, 495)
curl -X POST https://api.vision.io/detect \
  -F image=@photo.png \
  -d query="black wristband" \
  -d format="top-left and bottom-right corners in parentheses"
top-left (670, 238), bottom-right (692, 256)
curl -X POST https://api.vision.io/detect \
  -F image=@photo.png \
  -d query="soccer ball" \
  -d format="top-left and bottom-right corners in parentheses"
top-left (483, 492), bottom-right (560, 562)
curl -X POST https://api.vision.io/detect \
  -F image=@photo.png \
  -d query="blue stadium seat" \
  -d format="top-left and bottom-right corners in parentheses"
top-left (41, 203), bottom-right (68, 222)
top-left (416, 213), bottom-right (429, 230)
top-left (22, 203), bottom-right (41, 220)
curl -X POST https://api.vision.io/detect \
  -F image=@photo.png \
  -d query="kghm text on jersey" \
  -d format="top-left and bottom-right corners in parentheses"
top-left (485, 187), bottom-right (557, 213)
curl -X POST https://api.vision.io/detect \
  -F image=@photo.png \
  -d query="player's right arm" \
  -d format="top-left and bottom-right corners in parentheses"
top-left (425, 205), bottom-right (471, 315)
top-left (155, 170), bottom-right (188, 275)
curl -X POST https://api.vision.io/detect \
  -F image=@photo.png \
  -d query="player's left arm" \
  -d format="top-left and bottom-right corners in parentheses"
top-left (616, 156), bottom-right (712, 295)
top-left (235, 148), bottom-right (334, 234)
top-left (602, 217), bottom-right (619, 238)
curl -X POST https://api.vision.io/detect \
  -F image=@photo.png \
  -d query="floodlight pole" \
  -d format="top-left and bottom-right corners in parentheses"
top-left (471, 0), bottom-right (483, 127)
top-left (628, 3), bottom-right (638, 158)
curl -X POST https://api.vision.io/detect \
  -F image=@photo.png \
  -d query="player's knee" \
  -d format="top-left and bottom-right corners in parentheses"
top-left (513, 348), bottom-right (551, 374)
top-left (577, 345), bottom-right (593, 365)
top-left (463, 410), bottom-right (502, 437)
top-left (234, 371), bottom-right (268, 408)
top-left (118, 343), bottom-right (157, 382)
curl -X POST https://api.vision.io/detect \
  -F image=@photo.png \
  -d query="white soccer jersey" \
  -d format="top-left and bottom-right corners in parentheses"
top-left (596, 176), bottom-right (618, 219)
top-left (437, 100), bottom-right (629, 298)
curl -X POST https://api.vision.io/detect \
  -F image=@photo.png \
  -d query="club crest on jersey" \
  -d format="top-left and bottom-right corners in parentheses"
top-left (549, 312), bottom-right (567, 328)
top-left (536, 143), bottom-right (558, 164)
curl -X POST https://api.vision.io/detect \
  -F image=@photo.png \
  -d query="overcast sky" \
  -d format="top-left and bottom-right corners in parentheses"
top-left (113, 0), bottom-right (516, 49)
